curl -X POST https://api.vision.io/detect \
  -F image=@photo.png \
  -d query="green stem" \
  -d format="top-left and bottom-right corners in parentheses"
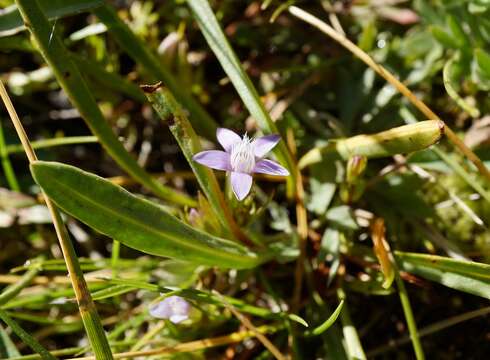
top-left (6, 136), bottom-right (98, 154)
top-left (14, 0), bottom-right (195, 207)
top-left (394, 269), bottom-right (425, 360)
top-left (337, 288), bottom-right (366, 360)
top-left (0, 120), bottom-right (20, 191)
top-left (144, 85), bottom-right (250, 244)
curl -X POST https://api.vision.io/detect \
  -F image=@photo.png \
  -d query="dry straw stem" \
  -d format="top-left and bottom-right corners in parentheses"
top-left (0, 79), bottom-right (113, 359)
top-left (288, 6), bottom-right (490, 183)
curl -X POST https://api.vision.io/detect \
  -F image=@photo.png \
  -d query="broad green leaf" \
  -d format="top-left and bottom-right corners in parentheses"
top-left (30, 161), bottom-right (263, 269)
top-left (186, 0), bottom-right (297, 197)
top-left (396, 252), bottom-right (490, 299)
top-left (14, 0), bottom-right (194, 206)
top-left (93, 5), bottom-right (218, 140)
top-left (0, 0), bottom-right (103, 37)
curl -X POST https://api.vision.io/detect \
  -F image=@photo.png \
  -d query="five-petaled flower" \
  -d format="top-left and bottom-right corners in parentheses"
top-left (193, 128), bottom-right (289, 201)
top-left (149, 296), bottom-right (191, 324)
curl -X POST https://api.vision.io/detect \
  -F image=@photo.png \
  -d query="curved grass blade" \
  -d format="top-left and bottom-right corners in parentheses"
top-left (14, 0), bottom-right (195, 207)
top-left (185, 0), bottom-right (297, 197)
top-left (30, 161), bottom-right (263, 269)
top-left (305, 300), bottom-right (344, 337)
top-left (396, 252), bottom-right (490, 299)
top-left (93, 5), bottom-right (218, 140)
top-left (0, 0), bottom-right (103, 37)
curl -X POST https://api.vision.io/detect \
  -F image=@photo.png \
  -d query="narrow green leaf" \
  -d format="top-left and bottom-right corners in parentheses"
top-left (396, 252), bottom-right (490, 299)
top-left (0, 0), bottom-right (103, 37)
top-left (0, 324), bottom-right (21, 358)
top-left (71, 55), bottom-right (146, 103)
top-left (30, 161), bottom-right (263, 269)
top-left (0, 310), bottom-right (58, 360)
top-left (0, 262), bottom-right (41, 307)
top-left (93, 5), bottom-right (218, 140)
top-left (475, 48), bottom-right (490, 77)
top-left (430, 26), bottom-right (460, 49)
top-left (14, 0), bottom-right (194, 207)
top-left (443, 58), bottom-right (480, 117)
top-left (186, 0), bottom-right (297, 197)
top-left (106, 277), bottom-right (302, 322)
top-left (91, 285), bottom-right (136, 301)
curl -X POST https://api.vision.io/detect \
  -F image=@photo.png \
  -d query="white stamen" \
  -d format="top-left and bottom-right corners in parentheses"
top-left (230, 134), bottom-right (255, 173)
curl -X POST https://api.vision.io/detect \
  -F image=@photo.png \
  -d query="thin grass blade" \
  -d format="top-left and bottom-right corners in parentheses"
top-left (14, 0), bottom-right (194, 207)
top-left (186, 0), bottom-right (297, 197)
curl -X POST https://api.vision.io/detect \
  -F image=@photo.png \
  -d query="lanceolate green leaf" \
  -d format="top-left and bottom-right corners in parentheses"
top-left (14, 0), bottom-right (194, 207)
top-left (186, 0), bottom-right (297, 197)
top-left (396, 252), bottom-right (490, 299)
top-left (93, 5), bottom-right (218, 140)
top-left (0, 0), bottom-right (103, 37)
top-left (31, 161), bottom-right (263, 269)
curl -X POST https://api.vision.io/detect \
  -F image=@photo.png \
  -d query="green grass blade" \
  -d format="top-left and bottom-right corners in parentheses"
top-left (14, 0), bottom-right (195, 207)
top-left (0, 310), bottom-right (58, 360)
top-left (0, 324), bottom-right (21, 358)
top-left (185, 0), bottom-right (297, 196)
top-left (305, 300), bottom-right (344, 337)
top-left (0, 263), bottom-right (41, 307)
top-left (144, 85), bottom-right (247, 242)
top-left (6, 136), bottom-right (98, 154)
top-left (30, 161), bottom-right (263, 269)
top-left (396, 252), bottom-right (490, 299)
top-left (93, 4), bottom-right (218, 140)
top-left (0, 121), bottom-right (20, 191)
top-left (0, 0), bottom-right (103, 36)
top-left (71, 56), bottom-right (146, 103)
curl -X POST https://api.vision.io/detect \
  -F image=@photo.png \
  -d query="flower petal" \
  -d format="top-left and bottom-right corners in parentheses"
top-left (253, 159), bottom-right (289, 176)
top-left (149, 302), bottom-right (171, 319)
top-left (217, 128), bottom-right (241, 152)
top-left (253, 134), bottom-right (281, 158)
top-left (231, 172), bottom-right (253, 201)
top-left (193, 150), bottom-right (231, 171)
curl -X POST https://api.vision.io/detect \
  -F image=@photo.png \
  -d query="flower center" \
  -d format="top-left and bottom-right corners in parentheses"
top-left (230, 134), bottom-right (255, 173)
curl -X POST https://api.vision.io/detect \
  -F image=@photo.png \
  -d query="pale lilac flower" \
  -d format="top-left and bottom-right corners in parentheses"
top-left (193, 128), bottom-right (289, 201)
top-left (149, 296), bottom-right (191, 324)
